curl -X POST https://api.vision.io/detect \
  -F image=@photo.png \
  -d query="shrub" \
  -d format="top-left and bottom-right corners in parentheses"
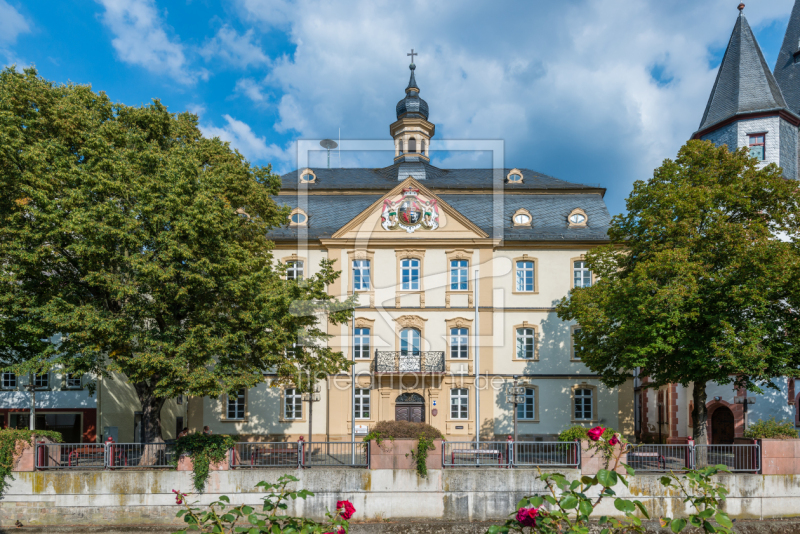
top-left (744, 417), bottom-right (797, 440)
top-left (0, 429), bottom-right (62, 497)
top-left (364, 420), bottom-right (443, 441)
top-left (557, 425), bottom-right (616, 442)
top-left (174, 433), bottom-right (238, 492)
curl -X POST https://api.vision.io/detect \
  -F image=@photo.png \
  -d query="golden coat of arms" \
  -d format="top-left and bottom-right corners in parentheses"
top-left (381, 188), bottom-right (440, 233)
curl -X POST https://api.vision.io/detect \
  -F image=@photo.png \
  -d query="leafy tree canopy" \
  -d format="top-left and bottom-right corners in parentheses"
top-left (0, 67), bottom-right (352, 440)
top-left (556, 139), bottom-right (800, 443)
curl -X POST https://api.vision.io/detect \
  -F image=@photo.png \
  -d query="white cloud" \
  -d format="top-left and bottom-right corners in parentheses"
top-left (0, 0), bottom-right (31, 67)
top-left (95, 0), bottom-right (204, 84)
top-left (235, 77), bottom-right (268, 103)
top-left (201, 114), bottom-right (292, 168)
top-left (201, 25), bottom-right (269, 68)
top-left (231, 0), bottom-right (796, 213)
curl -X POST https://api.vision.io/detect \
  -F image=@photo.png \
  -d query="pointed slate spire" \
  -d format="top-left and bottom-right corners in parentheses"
top-left (406, 63), bottom-right (420, 92)
top-left (697, 8), bottom-right (788, 132)
top-left (774, 0), bottom-right (800, 115)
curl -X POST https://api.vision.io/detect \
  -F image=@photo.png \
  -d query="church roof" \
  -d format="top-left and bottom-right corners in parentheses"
top-left (774, 0), bottom-right (800, 116)
top-left (697, 11), bottom-right (790, 133)
top-left (396, 64), bottom-right (429, 120)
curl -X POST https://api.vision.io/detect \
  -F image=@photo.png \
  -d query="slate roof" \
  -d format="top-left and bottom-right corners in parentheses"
top-left (697, 12), bottom-right (791, 133)
top-left (774, 0), bottom-right (800, 116)
top-left (270, 193), bottom-right (611, 242)
top-left (396, 64), bottom-right (429, 120)
top-left (281, 162), bottom-right (602, 192)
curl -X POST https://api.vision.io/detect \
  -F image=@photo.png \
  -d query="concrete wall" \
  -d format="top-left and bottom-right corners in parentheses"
top-left (2, 469), bottom-right (798, 527)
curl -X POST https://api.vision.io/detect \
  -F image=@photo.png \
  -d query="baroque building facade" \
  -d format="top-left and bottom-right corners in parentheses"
top-left (637, 3), bottom-right (800, 445)
top-left (186, 62), bottom-right (634, 442)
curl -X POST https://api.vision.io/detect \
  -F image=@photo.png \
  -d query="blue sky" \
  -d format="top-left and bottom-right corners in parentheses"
top-left (2, 0), bottom-right (798, 215)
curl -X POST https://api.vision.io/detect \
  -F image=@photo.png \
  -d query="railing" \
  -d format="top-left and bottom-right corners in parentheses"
top-left (108, 443), bottom-right (175, 468)
top-left (231, 442), bottom-right (302, 468)
top-left (374, 351), bottom-right (445, 373)
top-left (626, 444), bottom-right (693, 472)
top-left (443, 441), bottom-right (514, 468)
top-left (36, 443), bottom-right (106, 469)
top-left (694, 444), bottom-right (760, 472)
top-left (513, 441), bottom-right (581, 468)
top-left (301, 442), bottom-right (369, 468)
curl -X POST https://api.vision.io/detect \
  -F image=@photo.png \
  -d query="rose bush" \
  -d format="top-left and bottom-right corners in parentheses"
top-left (336, 500), bottom-right (355, 520)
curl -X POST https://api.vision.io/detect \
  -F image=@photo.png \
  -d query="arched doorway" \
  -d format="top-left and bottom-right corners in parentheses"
top-left (395, 392), bottom-right (425, 423)
top-left (711, 406), bottom-right (734, 444)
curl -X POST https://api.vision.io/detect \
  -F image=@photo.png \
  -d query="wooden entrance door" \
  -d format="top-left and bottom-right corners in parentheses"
top-left (395, 404), bottom-right (424, 423)
top-left (711, 406), bottom-right (734, 444)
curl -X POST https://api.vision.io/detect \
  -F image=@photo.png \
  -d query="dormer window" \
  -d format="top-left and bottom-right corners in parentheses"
top-left (512, 208), bottom-right (532, 227)
top-left (299, 169), bottom-right (317, 183)
top-left (568, 208), bottom-right (588, 227)
top-left (506, 169), bottom-right (524, 183)
top-left (749, 134), bottom-right (765, 161)
top-left (289, 208), bottom-right (308, 227)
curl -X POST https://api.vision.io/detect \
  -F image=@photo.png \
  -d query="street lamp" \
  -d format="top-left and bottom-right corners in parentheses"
top-left (505, 375), bottom-right (525, 443)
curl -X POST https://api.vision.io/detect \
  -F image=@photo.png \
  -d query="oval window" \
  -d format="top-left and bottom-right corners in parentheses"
top-left (514, 214), bottom-right (531, 224)
top-left (508, 173), bottom-right (522, 183)
top-left (301, 174), bottom-right (313, 182)
top-left (291, 213), bottom-right (307, 224)
top-left (569, 213), bottom-right (586, 224)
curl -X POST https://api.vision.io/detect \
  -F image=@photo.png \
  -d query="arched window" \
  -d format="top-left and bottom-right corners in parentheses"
top-left (409, 137), bottom-right (417, 153)
top-left (400, 328), bottom-right (421, 356)
top-left (421, 139), bottom-right (427, 154)
top-left (398, 139), bottom-right (404, 154)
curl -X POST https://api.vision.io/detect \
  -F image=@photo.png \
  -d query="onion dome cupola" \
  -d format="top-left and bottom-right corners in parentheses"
top-left (391, 50), bottom-right (435, 165)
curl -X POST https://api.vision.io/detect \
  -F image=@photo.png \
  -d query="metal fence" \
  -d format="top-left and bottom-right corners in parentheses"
top-left (694, 444), bottom-right (760, 472)
top-left (626, 444), bottom-right (693, 472)
top-left (301, 442), bottom-right (369, 468)
top-left (36, 443), bottom-right (107, 469)
top-left (443, 441), bottom-right (514, 468)
top-left (109, 443), bottom-right (175, 468)
top-left (513, 441), bottom-right (581, 468)
top-left (231, 442), bottom-right (301, 468)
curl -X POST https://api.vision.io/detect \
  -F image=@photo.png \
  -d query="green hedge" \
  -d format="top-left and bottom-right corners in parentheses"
top-left (0, 429), bottom-right (62, 496)
top-left (743, 417), bottom-right (798, 440)
top-left (557, 425), bottom-right (616, 442)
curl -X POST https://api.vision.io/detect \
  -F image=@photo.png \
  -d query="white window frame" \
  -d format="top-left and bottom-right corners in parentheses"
top-left (355, 388), bottom-right (370, 420)
top-left (572, 328), bottom-right (583, 361)
top-left (353, 259), bottom-right (371, 291)
top-left (516, 261), bottom-right (535, 292)
top-left (574, 388), bottom-right (594, 421)
top-left (1, 372), bottom-right (16, 389)
top-left (227, 389), bottom-right (246, 420)
top-left (65, 373), bottom-right (81, 389)
top-left (450, 328), bottom-right (468, 359)
top-left (516, 328), bottom-right (536, 360)
top-left (573, 260), bottom-right (592, 288)
top-left (34, 373), bottom-right (49, 390)
top-left (450, 388), bottom-right (469, 419)
top-left (517, 387), bottom-right (536, 420)
top-left (450, 260), bottom-right (468, 291)
top-left (400, 328), bottom-right (421, 356)
top-left (354, 328), bottom-right (371, 359)
top-left (401, 258), bottom-right (420, 290)
top-left (286, 261), bottom-right (304, 281)
top-left (284, 388), bottom-right (303, 420)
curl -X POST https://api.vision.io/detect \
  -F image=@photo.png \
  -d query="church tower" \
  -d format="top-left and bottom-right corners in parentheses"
top-left (693, 4), bottom-right (800, 180)
top-left (390, 52), bottom-right (435, 180)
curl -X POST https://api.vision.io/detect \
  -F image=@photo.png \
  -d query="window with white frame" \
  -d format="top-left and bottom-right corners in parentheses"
top-left (355, 388), bottom-right (370, 419)
top-left (450, 388), bottom-right (469, 419)
top-left (573, 261), bottom-right (591, 288)
top-left (516, 261), bottom-right (535, 292)
top-left (227, 389), bottom-right (245, 420)
top-left (516, 328), bottom-right (536, 359)
top-left (65, 373), bottom-right (81, 388)
top-left (517, 387), bottom-right (536, 420)
top-left (284, 388), bottom-right (302, 419)
top-left (400, 328), bottom-right (421, 356)
top-left (450, 260), bottom-right (468, 291)
top-left (34, 373), bottom-right (49, 389)
top-left (353, 260), bottom-right (370, 291)
top-left (1, 373), bottom-right (16, 389)
top-left (354, 328), bottom-right (371, 359)
top-left (401, 258), bottom-right (420, 290)
top-left (450, 328), bottom-right (468, 359)
top-left (572, 328), bottom-right (582, 360)
top-left (286, 261), bottom-right (304, 281)
top-left (574, 388), bottom-right (593, 420)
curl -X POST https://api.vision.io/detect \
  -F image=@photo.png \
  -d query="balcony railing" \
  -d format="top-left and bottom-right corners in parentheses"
top-left (373, 351), bottom-right (445, 373)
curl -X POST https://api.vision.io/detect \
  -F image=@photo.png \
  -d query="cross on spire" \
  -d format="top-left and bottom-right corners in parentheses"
top-left (407, 49), bottom-right (417, 63)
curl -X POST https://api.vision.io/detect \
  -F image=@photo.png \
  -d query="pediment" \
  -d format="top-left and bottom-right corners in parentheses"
top-left (332, 177), bottom-right (488, 240)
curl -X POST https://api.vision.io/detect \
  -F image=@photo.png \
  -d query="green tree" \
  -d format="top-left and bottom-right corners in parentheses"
top-left (0, 67), bottom-right (352, 442)
top-left (556, 139), bottom-right (800, 445)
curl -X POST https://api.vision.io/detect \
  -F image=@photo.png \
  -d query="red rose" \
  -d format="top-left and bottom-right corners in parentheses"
top-left (587, 426), bottom-right (605, 441)
top-left (337, 500), bottom-right (355, 520)
top-left (515, 507), bottom-right (539, 527)
top-left (608, 434), bottom-right (620, 446)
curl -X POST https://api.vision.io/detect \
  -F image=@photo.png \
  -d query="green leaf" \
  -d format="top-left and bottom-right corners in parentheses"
top-left (621, 463), bottom-right (635, 476)
top-left (597, 469), bottom-right (616, 487)
top-left (530, 495), bottom-right (544, 508)
top-left (578, 500), bottom-right (593, 516)
top-left (560, 495), bottom-right (579, 509)
top-left (570, 480), bottom-right (581, 491)
top-left (704, 520), bottom-right (716, 533)
top-left (241, 506), bottom-right (253, 515)
top-left (219, 495), bottom-right (231, 503)
top-left (633, 500), bottom-right (650, 519)
top-left (715, 512), bottom-right (733, 528)
top-left (544, 495), bottom-right (557, 505)
top-left (699, 508), bottom-right (715, 519)
top-left (670, 518), bottom-right (686, 533)
top-left (516, 498), bottom-right (528, 510)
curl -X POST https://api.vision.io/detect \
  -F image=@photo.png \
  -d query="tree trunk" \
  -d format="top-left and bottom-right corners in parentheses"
top-left (692, 382), bottom-right (709, 445)
top-left (133, 381), bottom-right (166, 444)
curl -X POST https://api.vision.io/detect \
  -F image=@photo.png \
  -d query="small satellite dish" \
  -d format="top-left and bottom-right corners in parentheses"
top-left (320, 139), bottom-right (338, 168)
top-left (320, 139), bottom-right (338, 150)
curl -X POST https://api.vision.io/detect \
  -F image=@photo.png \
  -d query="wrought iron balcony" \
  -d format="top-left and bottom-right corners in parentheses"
top-left (373, 351), bottom-right (445, 374)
